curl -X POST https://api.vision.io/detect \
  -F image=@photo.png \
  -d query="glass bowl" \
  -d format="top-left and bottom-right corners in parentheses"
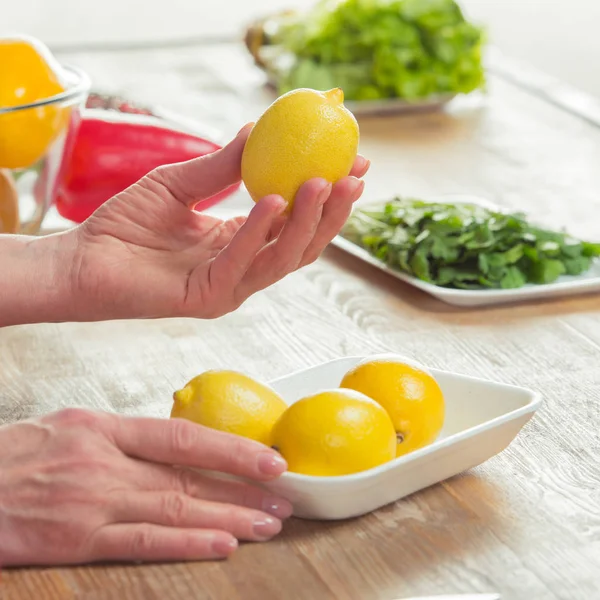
top-left (0, 64), bottom-right (90, 235)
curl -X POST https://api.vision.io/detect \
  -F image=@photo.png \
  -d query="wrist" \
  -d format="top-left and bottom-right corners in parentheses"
top-left (0, 230), bottom-right (79, 327)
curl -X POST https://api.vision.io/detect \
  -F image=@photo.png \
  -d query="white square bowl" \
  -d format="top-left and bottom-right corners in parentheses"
top-left (260, 356), bottom-right (541, 520)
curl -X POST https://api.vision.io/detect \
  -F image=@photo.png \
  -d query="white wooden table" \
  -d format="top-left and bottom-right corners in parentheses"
top-left (1, 33), bottom-right (600, 600)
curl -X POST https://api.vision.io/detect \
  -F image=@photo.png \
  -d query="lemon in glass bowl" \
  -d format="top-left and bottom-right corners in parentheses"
top-left (0, 35), bottom-right (90, 234)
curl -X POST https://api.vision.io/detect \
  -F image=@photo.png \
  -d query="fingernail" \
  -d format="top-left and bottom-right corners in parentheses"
top-left (237, 122), bottom-right (254, 136)
top-left (273, 196), bottom-right (288, 215)
top-left (253, 516), bottom-right (282, 540)
top-left (262, 496), bottom-right (294, 519)
top-left (258, 194), bottom-right (287, 215)
top-left (316, 180), bottom-right (332, 206)
top-left (258, 452), bottom-right (287, 476)
top-left (352, 179), bottom-right (365, 202)
top-left (211, 535), bottom-right (238, 557)
top-left (345, 177), bottom-right (361, 200)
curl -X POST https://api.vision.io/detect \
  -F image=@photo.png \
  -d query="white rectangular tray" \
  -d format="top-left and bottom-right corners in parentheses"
top-left (332, 235), bottom-right (600, 307)
top-left (261, 356), bottom-right (541, 521)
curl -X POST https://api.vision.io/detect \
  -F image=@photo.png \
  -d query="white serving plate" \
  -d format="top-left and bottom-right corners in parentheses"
top-left (260, 356), bottom-right (541, 521)
top-left (263, 70), bottom-right (456, 117)
top-left (344, 94), bottom-right (456, 117)
top-left (333, 195), bottom-right (600, 307)
top-left (332, 236), bottom-right (600, 308)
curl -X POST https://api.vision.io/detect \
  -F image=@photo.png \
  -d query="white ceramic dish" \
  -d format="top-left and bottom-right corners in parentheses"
top-left (263, 70), bottom-right (456, 117)
top-left (332, 236), bottom-right (600, 308)
top-left (260, 356), bottom-right (541, 521)
top-left (344, 94), bottom-right (456, 117)
top-left (333, 195), bottom-right (600, 307)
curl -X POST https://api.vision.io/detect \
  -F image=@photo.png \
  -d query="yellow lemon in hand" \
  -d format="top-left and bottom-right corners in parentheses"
top-left (171, 370), bottom-right (288, 446)
top-left (340, 355), bottom-right (445, 457)
top-left (241, 87), bottom-right (359, 211)
top-left (270, 389), bottom-right (396, 476)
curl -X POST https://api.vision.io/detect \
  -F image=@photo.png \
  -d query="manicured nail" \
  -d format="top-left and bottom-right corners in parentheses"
top-left (262, 496), bottom-right (294, 519)
top-left (273, 196), bottom-right (288, 214)
top-left (211, 535), bottom-right (238, 557)
top-left (352, 179), bottom-right (365, 202)
top-left (253, 516), bottom-right (282, 540)
top-left (236, 122), bottom-right (254, 136)
top-left (258, 452), bottom-right (287, 476)
top-left (316, 180), bottom-right (332, 206)
top-left (345, 177), bottom-right (362, 201)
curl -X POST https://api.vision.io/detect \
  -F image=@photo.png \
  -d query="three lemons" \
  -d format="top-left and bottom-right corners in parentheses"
top-left (170, 355), bottom-right (445, 478)
top-left (241, 87), bottom-right (359, 211)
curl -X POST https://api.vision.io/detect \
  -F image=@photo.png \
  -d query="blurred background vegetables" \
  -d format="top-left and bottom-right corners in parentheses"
top-left (246, 0), bottom-right (486, 102)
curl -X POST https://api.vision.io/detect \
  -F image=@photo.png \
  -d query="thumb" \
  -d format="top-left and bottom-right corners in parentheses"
top-left (150, 123), bottom-right (254, 208)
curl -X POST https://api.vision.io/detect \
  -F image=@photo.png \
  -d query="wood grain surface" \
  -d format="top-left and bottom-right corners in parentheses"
top-left (1, 40), bottom-right (600, 600)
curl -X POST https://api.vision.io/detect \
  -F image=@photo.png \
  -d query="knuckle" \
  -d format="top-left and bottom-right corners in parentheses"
top-left (175, 469), bottom-right (202, 497)
top-left (226, 437), bottom-right (251, 472)
top-left (230, 506), bottom-right (250, 530)
top-left (144, 168), bottom-right (176, 197)
top-left (170, 420), bottom-right (199, 454)
top-left (129, 525), bottom-right (157, 556)
top-left (302, 251), bottom-right (320, 267)
top-left (238, 484), bottom-right (262, 509)
top-left (60, 432), bottom-right (96, 459)
top-left (146, 165), bottom-right (193, 204)
top-left (150, 164), bottom-right (168, 179)
top-left (217, 503), bottom-right (249, 533)
top-left (272, 258), bottom-right (297, 279)
top-left (147, 165), bottom-right (171, 187)
top-left (52, 408), bottom-right (100, 429)
top-left (160, 492), bottom-right (189, 526)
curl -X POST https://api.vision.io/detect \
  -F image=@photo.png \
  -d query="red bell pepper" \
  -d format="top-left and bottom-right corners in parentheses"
top-left (45, 107), bottom-right (239, 224)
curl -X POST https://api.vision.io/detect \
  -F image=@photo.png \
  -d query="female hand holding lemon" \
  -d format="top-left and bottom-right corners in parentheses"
top-left (1, 91), bottom-right (368, 326)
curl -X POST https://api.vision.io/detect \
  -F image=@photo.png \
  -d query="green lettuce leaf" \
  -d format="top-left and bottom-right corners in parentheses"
top-left (273, 0), bottom-right (486, 101)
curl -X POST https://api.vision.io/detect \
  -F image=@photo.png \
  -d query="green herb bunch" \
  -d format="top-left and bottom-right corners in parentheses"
top-left (342, 197), bottom-right (600, 289)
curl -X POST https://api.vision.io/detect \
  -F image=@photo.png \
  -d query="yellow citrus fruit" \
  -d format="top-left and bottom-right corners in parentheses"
top-left (241, 87), bottom-right (359, 211)
top-left (0, 36), bottom-right (70, 170)
top-left (340, 355), bottom-right (445, 457)
top-left (270, 389), bottom-right (396, 476)
top-left (0, 169), bottom-right (19, 233)
top-left (171, 370), bottom-right (288, 446)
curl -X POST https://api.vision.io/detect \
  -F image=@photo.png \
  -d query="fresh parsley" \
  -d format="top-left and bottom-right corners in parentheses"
top-left (341, 197), bottom-right (600, 289)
